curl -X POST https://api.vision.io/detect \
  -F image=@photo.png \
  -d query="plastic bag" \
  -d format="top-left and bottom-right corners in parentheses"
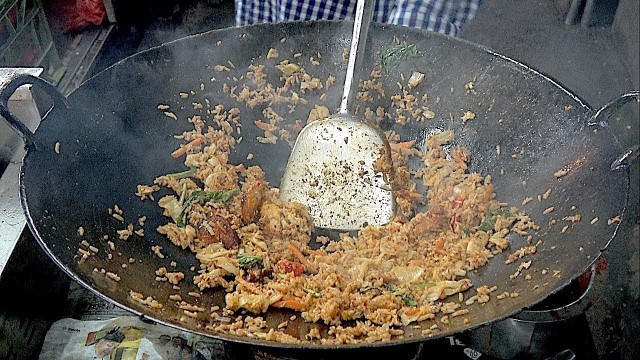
top-left (67, 0), bottom-right (107, 32)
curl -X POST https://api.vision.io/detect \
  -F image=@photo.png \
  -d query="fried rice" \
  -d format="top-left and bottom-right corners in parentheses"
top-left (130, 51), bottom-right (540, 344)
top-left (145, 120), bottom-right (537, 339)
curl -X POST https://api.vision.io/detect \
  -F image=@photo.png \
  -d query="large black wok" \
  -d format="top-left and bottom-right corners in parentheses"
top-left (0, 21), bottom-right (634, 348)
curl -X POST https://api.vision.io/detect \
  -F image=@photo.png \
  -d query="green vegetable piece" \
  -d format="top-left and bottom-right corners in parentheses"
top-left (177, 189), bottom-right (238, 227)
top-left (179, 183), bottom-right (188, 203)
top-left (478, 215), bottom-right (496, 232)
top-left (166, 167), bottom-right (197, 179)
top-left (238, 253), bottom-right (263, 269)
top-left (478, 208), bottom-right (513, 232)
top-left (380, 44), bottom-right (425, 70)
top-left (303, 288), bottom-right (322, 298)
top-left (413, 281), bottom-right (436, 290)
top-left (402, 294), bottom-right (417, 307)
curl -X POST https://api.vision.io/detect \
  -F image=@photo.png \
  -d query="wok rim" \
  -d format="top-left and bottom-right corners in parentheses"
top-left (18, 20), bottom-right (630, 350)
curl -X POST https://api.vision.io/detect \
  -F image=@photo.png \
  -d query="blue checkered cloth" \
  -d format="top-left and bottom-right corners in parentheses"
top-left (235, 0), bottom-right (482, 37)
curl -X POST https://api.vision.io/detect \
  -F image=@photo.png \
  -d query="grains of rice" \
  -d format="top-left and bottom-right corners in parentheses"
top-left (505, 245), bottom-right (537, 264)
top-left (106, 272), bottom-right (121, 282)
top-left (451, 309), bottom-right (469, 317)
top-left (152, 245), bottom-right (165, 259)
top-left (77, 248), bottom-right (90, 257)
top-left (183, 310), bottom-right (198, 318)
top-left (180, 302), bottom-right (206, 312)
top-left (129, 291), bottom-right (163, 309)
top-left (461, 111), bottom-right (475, 123)
top-left (113, 59), bottom-right (549, 345)
top-left (608, 216), bottom-right (621, 225)
top-left (554, 169), bottom-right (568, 178)
top-left (117, 224), bottom-right (134, 240)
top-left (164, 111), bottom-right (178, 120)
top-left (563, 214), bottom-right (581, 222)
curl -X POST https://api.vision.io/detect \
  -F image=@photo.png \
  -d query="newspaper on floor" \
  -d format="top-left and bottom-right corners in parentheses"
top-left (39, 316), bottom-right (227, 360)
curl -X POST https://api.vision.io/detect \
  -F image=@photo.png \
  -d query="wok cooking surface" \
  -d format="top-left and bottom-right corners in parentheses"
top-left (11, 19), bottom-right (629, 348)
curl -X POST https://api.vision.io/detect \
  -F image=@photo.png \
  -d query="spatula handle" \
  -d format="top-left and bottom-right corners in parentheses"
top-left (339, 0), bottom-right (374, 115)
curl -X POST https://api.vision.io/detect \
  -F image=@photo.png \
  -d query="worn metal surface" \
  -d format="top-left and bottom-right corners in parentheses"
top-left (0, 21), bottom-right (630, 348)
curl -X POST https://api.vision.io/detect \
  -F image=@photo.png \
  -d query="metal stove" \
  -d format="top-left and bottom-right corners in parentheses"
top-left (0, 70), bottom-right (599, 360)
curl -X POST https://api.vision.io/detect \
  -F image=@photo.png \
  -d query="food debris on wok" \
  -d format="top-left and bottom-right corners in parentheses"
top-left (69, 39), bottom-right (606, 345)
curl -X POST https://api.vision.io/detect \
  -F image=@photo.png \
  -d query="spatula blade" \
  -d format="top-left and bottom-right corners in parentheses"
top-left (279, 117), bottom-right (395, 230)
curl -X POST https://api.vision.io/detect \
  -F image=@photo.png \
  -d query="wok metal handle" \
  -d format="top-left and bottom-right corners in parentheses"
top-left (0, 73), bottom-right (68, 149)
top-left (587, 91), bottom-right (639, 170)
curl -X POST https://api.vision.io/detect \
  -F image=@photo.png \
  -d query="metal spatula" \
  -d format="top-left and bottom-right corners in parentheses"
top-left (279, 0), bottom-right (395, 231)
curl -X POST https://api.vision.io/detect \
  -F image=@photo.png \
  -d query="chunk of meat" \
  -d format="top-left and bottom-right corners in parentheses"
top-left (258, 200), bottom-right (312, 243)
top-left (241, 181), bottom-right (267, 224)
top-left (277, 260), bottom-right (305, 276)
top-left (197, 215), bottom-right (240, 249)
top-left (411, 205), bottom-right (448, 235)
top-left (246, 268), bottom-right (273, 283)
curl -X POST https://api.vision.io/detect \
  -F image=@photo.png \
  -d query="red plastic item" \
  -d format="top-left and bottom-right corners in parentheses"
top-left (66, 0), bottom-right (106, 32)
